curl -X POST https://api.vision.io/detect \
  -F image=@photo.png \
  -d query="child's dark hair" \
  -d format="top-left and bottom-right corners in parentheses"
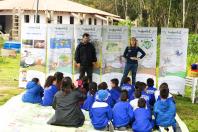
top-left (134, 89), bottom-right (142, 98)
top-left (135, 81), bottom-right (141, 90)
top-left (122, 77), bottom-right (131, 84)
top-left (44, 76), bottom-right (56, 88)
top-left (159, 83), bottom-right (168, 90)
top-left (120, 90), bottom-right (128, 101)
top-left (98, 82), bottom-right (108, 90)
top-left (111, 78), bottom-right (119, 87)
top-left (32, 78), bottom-right (39, 84)
top-left (160, 83), bottom-right (169, 99)
top-left (147, 78), bottom-right (154, 87)
top-left (136, 82), bottom-right (146, 91)
top-left (61, 77), bottom-right (73, 95)
top-left (141, 82), bottom-right (147, 91)
top-left (54, 72), bottom-right (64, 89)
top-left (138, 98), bottom-right (146, 108)
top-left (82, 33), bottom-right (90, 38)
top-left (89, 82), bottom-right (97, 95)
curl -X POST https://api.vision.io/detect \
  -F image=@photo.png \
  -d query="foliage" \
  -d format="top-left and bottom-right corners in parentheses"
top-left (73, 0), bottom-right (198, 33)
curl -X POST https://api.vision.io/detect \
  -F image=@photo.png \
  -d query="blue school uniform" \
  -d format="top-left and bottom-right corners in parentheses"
top-left (141, 91), bottom-right (151, 108)
top-left (89, 101), bottom-right (113, 130)
top-left (146, 86), bottom-right (157, 106)
top-left (154, 99), bottom-right (176, 128)
top-left (121, 83), bottom-right (135, 99)
top-left (112, 101), bottom-right (134, 128)
top-left (132, 108), bottom-right (153, 132)
top-left (109, 87), bottom-right (120, 106)
top-left (22, 81), bottom-right (43, 104)
top-left (41, 84), bottom-right (58, 106)
top-left (82, 92), bottom-right (95, 111)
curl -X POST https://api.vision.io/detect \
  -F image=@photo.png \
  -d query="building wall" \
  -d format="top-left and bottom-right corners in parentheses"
top-left (21, 12), bottom-right (106, 25)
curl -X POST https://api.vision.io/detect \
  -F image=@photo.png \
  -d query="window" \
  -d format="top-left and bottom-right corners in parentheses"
top-left (80, 19), bottom-right (84, 25)
top-left (34, 15), bottom-right (40, 23)
top-left (94, 18), bottom-right (97, 25)
top-left (57, 16), bottom-right (62, 24)
top-left (88, 18), bottom-right (92, 25)
top-left (24, 15), bottom-right (30, 23)
top-left (70, 16), bottom-right (74, 24)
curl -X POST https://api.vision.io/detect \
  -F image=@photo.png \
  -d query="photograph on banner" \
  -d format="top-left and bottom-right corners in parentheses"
top-left (47, 25), bottom-right (73, 78)
top-left (102, 26), bottom-right (128, 85)
top-left (74, 25), bottom-right (102, 83)
top-left (159, 28), bottom-right (189, 95)
top-left (19, 24), bottom-right (47, 88)
top-left (131, 27), bottom-right (157, 84)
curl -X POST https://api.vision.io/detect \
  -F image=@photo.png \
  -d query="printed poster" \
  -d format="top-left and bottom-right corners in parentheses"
top-left (74, 25), bottom-right (102, 83)
top-left (131, 27), bottom-right (157, 84)
top-left (102, 26), bottom-right (128, 86)
top-left (47, 24), bottom-right (74, 78)
top-left (159, 28), bottom-right (189, 95)
top-left (19, 24), bottom-right (47, 87)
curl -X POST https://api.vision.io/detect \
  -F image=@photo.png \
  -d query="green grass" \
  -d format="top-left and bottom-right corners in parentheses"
top-left (0, 88), bottom-right (24, 105)
top-left (174, 87), bottom-right (198, 132)
top-left (0, 55), bottom-right (20, 87)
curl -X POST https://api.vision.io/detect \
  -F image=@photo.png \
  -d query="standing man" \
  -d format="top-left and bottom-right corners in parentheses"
top-left (121, 37), bottom-right (146, 85)
top-left (75, 33), bottom-right (97, 82)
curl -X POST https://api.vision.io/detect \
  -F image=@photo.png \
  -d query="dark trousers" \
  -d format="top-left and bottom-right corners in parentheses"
top-left (121, 63), bottom-right (138, 85)
top-left (79, 65), bottom-right (93, 82)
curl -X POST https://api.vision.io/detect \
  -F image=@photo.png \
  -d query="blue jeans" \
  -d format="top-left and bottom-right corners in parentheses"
top-left (121, 63), bottom-right (138, 85)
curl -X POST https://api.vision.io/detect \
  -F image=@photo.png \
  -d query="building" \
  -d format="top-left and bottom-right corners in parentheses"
top-left (0, 0), bottom-right (121, 40)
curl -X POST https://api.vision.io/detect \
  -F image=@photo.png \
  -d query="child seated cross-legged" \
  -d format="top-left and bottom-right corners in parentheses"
top-left (154, 83), bottom-right (176, 132)
top-left (41, 76), bottom-right (58, 106)
top-left (132, 98), bottom-right (153, 132)
top-left (82, 82), bottom-right (97, 111)
top-left (89, 90), bottom-right (113, 131)
top-left (47, 77), bottom-right (86, 127)
top-left (22, 78), bottom-right (44, 104)
top-left (112, 90), bottom-right (134, 131)
top-left (109, 78), bottom-right (121, 106)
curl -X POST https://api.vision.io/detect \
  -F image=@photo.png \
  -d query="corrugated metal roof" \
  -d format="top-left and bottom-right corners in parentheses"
top-left (0, 0), bottom-right (120, 18)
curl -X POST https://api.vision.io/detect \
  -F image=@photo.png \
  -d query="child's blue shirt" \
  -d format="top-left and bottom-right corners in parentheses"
top-left (121, 83), bottom-right (135, 99)
top-left (112, 101), bottom-right (134, 127)
top-left (146, 86), bottom-right (157, 106)
top-left (82, 92), bottom-right (95, 111)
top-left (41, 84), bottom-right (58, 106)
top-left (109, 87), bottom-right (120, 106)
top-left (89, 101), bottom-right (113, 130)
top-left (132, 108), bottom-right (153, 132)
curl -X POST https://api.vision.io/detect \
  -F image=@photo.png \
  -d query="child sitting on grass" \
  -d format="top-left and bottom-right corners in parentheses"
top-left (109, 78), bottom-right (121, 106)
top-left (22, 78), bottom-right (43, 104)
top-left (82, 82), bottom-right (97, 111)
top-left (89, 90), bottom-right (113, 130)
top-left (112, 90), bottom-right (134, 131)
top-left (132, 98), bottom-right (153, 132)
top-left (47, 77), bottom-right (86, 127)
top-left (154, 83), bottom-right (176, 131)
top-left (41, 76), bottom-right (58, 106)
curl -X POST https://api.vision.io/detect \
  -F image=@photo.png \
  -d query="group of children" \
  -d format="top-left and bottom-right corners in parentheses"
top-left (22, 72), bottom-right (176, 132)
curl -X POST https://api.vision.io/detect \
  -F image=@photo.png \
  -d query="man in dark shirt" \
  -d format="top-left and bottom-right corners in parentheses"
top-left (121, 37), bottom-right (146, 85)
top-left (75, 33), bottom-right (97, 82)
